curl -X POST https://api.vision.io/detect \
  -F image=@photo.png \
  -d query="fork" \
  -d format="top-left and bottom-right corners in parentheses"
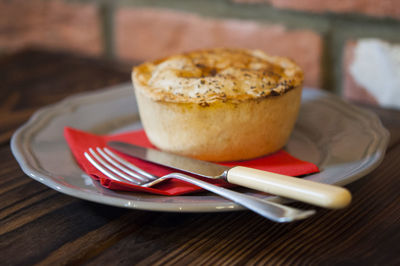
top-left (84, 147), bottom-right (316, 222)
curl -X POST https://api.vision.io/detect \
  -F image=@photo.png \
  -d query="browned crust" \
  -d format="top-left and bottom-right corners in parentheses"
top-left (133, 48), bottom-right (303, 105)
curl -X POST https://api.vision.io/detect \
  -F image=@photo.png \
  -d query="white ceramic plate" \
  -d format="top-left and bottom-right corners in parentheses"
top-left (11, 83), bottom-right (389, 212)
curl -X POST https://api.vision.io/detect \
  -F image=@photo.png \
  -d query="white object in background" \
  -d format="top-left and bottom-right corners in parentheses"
top-left (350, 39), bottom-right (400, 109)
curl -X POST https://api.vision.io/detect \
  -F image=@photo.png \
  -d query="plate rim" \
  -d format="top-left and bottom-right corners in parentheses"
top-left (10, 84), bottom-right (390, 212)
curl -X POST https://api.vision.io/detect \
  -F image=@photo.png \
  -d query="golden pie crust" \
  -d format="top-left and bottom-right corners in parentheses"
top-left (132, 48), bottom-right (304, 162)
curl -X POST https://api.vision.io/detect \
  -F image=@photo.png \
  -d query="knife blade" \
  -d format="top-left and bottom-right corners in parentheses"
top-left (108, 140), bottom-right (230, 179)
top-left (107, 141), bottom-right (352, 209)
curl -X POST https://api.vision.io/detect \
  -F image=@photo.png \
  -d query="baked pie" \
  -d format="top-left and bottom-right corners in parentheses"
top-left (132, 48), bottom-right (303, 162)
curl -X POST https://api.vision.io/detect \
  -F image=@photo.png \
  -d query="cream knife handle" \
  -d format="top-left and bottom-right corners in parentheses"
top-left (226, 166), bottom-right (351, 209)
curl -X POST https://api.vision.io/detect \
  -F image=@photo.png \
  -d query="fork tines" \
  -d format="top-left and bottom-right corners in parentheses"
top-left (84, 147), bottom-right (156, 185)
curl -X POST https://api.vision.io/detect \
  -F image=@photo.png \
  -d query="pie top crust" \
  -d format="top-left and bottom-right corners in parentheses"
top-left (133, 48), bottom-right (303, 105)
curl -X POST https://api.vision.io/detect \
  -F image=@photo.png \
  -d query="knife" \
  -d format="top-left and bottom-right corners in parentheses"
top-left (107, 141), bottom-right (351, 209)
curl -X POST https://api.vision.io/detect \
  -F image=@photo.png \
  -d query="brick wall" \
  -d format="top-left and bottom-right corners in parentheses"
top-left (0, 0), bottom-right (103, 56)
top-left (1, 0), bottom-right (400, 108)
top-left (115, 8), bottom-right (322, 87)
top-left (236, 0), bottom-right (400, 20)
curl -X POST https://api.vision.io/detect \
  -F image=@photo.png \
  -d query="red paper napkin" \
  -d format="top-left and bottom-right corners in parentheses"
top-left (64, 127), bottom-right (319, 196)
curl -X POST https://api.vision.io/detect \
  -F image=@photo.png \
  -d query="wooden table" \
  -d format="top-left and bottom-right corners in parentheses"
top-left (1, 50), bottom-right (399, 265)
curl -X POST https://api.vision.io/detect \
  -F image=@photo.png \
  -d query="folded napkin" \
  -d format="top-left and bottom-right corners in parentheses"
top-left (64, 127), bottom-right (319, 196)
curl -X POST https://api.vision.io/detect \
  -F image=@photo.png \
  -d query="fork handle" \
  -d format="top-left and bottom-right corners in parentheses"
top-left (226, 166), bottom-right (352, 209)
top-left (165, 173), bottom-right (315, 223)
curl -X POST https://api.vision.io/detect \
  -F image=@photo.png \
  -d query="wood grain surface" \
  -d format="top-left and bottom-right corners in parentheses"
top-left (1, 50), bottom-right (399, 265)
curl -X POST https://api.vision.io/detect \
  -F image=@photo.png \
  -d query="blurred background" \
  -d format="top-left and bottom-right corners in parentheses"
top-left (1, 0), bottom-right (400, 109)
